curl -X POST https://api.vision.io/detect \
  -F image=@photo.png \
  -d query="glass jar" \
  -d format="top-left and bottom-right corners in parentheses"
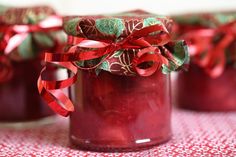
top-left (69, 70), bottom-right (172, 151)
top-left (0, 58), bottom-right (54, 124)
top-left (175, 64), bottom-right (236, 111)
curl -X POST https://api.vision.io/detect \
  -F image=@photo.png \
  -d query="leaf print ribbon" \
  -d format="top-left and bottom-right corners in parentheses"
top-left (181, 21), bottom-right (236, 78)
top-left (0, 15), bottom-right (62, 83)
top-left (38, 23), bottom-right (189, 116)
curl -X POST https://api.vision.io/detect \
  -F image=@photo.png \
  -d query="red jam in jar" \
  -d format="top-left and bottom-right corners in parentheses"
top-left (69, 70), bottom-right (172, 151)
top-left (175, 64), bottom-right (236, 111)
top-left (0, 58), bottom-right (54, 122)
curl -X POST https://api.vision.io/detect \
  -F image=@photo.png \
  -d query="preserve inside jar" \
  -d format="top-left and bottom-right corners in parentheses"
top-left (0, 58), bottom-right (54, 123)
top-left (175, 64), bottom-right (236, 111)
top-left (69, 70), bottom-right (172, 151)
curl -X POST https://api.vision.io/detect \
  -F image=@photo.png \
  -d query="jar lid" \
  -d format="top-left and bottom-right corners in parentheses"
top-left (0, 5), bottom-right (56, 25)
top-left (63, 10), bottom-right (173, 40)
top-left (173, 12), bottom-right (236, 28)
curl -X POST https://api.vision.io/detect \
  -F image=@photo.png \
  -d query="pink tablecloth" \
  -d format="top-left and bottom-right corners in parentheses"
top-left (0, 109), bottom-right (235, 157)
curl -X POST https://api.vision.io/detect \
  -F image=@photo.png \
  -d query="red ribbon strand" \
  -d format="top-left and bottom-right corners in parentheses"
top-left (181, 21), bottom-right (236, 78)
top-left (38, 23), bottom-right (174, 116)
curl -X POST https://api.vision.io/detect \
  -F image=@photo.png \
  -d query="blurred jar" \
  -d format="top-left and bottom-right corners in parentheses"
top-left (172, 12), bottom-right (236, 111)
top-left (0, 5), bottom-right (66, 126)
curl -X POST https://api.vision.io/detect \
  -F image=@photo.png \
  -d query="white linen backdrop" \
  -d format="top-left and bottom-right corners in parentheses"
top-left (0, 0), bottom-right (236, 15)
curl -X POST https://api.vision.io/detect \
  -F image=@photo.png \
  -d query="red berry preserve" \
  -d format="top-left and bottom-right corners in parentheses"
top-left (69, 70), bottom-right (172, 151)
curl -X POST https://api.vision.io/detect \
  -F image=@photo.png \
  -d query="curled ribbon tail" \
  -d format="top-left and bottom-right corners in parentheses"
top-left (38, 58), bottom-right (78, 117)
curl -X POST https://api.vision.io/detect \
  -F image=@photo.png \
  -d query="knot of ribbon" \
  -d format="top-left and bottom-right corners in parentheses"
top-left (0, 15), bottom-right (63, 83)
top-left (38, 23), bottom-right (182, 116)
top-left (181, 21), bottom-right (236, 78)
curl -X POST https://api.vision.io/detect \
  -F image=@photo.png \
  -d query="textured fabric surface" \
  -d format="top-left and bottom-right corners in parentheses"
top-left (172, 12), bottom-right (236, 28)
top-left (0, 108), bottom-right (235, 156)
top-left (63, 10), bottom-right (173, 39)
top-left (0, 6), bottom-right (56, 25)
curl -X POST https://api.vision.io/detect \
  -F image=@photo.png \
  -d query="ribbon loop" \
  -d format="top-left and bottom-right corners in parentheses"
top-left (133, 47), bottom-right (162, 76)
top-left (38, 62), bottom-right (77, 116)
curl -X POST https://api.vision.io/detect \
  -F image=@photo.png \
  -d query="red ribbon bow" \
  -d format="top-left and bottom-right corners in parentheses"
top-left (38, 23), bottom-right (173, 116)
top-left (0, 15), bottom-right (62, 82)
top-left (182, 21), bottom-right (236, 78)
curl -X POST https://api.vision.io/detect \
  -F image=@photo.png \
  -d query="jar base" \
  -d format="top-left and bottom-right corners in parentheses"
top-left (0, 116), bottom-right (56, 129)
top-left (69, 134), bottom-right (172, 152)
